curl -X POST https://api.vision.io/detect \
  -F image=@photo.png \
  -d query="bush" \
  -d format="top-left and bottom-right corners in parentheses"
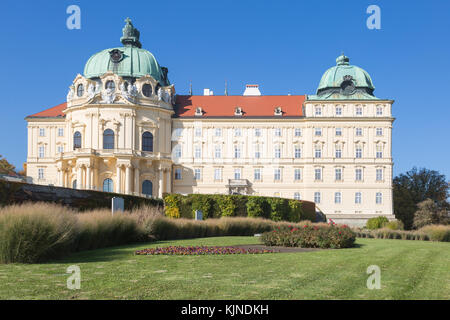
top-left (384, 220), bottom-right (404, 230)
top-left (267, 198), bottom-right (290, 221)
top-left (413, 199), bottom-right (449, 229)
top-left (261, 223), bottom-right (355, 249)
top-left (366, 216), bottom-right (389, 230)
top-left (246, 197), bottom-right (270, 219)
top-left (419, 225), bottom-right (450, 242)
top-left (0, 203), bottom-right (78, 263)
top-left (215, 195), bottom-right (236, 217)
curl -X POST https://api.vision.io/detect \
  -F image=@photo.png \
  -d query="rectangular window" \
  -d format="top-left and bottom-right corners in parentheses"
top-left (254, 168), bottom-right (261, 181)
top-left (355, 192), bottom-right (362, 204)
top-left (214, 168), bottom-right (222, 180)
top-left (376, 128), bottom-right (383, 136)
top-left (234, 168), bottom-right (241, 180)
top-left (314, 128), bottom-right (322, 136)
top-left (294, 128), bottom-right (302, 137)
top-left (274, 168), bottom-right (281, 181)
top-left (234, 145), bottom-right (241, 158)
top-left (294, 192), bottom-right (301, 200)
top-left (38, 168), bottom-right (44, 180)
top-left (174, 128), bottom-right (183, 137)
top-left (315, 106), bottom-right (322, 116)
top-left (214, 145), bottom-right (221, 158)
top-left (294, 168), bottom-right (301, 181)
top-left (335, 128), bottom-right (342, 136)
top-left (174, 168), bottom-right (182, 180)
top-left (254, 144), bottom-right (261, 159)
top-left (335, 106), bottom-right (342, 116)
top-left (234, 128), bottom-right (242, 137)
top-left (215, 128), bottom-right (222, 137)
top-left (355, 128), bottom-right (362, 136)
top-left (376, 192), bottom-right (382, 204)
top-left (376, 106), bottom-right (383, 116)
top-left (356, 146), bottom-right (362, 158)
top-left (274, 128), bottom-right (282, 137)
top-left (194, 145), bottom-right (201, 158)
top-left (376, 168), bottom-right (383, 181)
top-left (376, 145), bottom-right (383, 158)
top-left (294, 146), bottom-right (301, 159)
top-left (274, 146), bottom-right (281, 158)
top-left (195, 127), bottom-right (202, 137)
top-left (39, 128), bottom-right (45, 137)
top-left (335, 146), bottom-right (342, 159)
top-left (254, 128), bottom-right (261, 137)
top-left (57, 145), bottom-right (64, 154)
top-left (174, 145), bottom-right (182, 158)
top-left (335, 168), bottom-right (342, 181)
top-left (314, 168), bottom-right (322, 181)
top-left (315, 147), bottom-right (322, 158)
top-left (334, 192), bottom-right (341, 204)
top-left (314, 192), bottom-right (321, 204)
top-left (356, 106), bottom-right (363, 116)
top-left (194, 168), bottom-right (201, 180)
top-left (58, 128), bottom-right (64, 137)
top-left (38, 146), bottom-right (45, 158)
top-left (355, 168), bottom-right (363, 181)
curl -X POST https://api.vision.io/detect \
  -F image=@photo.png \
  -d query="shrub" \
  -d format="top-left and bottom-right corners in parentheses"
top-left (267, 198), bottom-right (290, 221)
top-left (261, 224), bottom-right (355, 249)
top-left (366, 216), bottom-right (389, 230)
top-left (413, 199), bottom-right (449, 229)
top-left (419, 225), bottom-right (450, 242)
top-left (0, 203), bottom-right (78, 263)
top-left (246, 197), bottom-right (270, 219)
top-left (215, 195), bottom-right (236, 217)
top-left (384, 220), bottom-right (404, 230)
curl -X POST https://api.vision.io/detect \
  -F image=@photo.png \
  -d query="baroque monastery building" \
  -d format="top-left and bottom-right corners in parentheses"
top-left (25, 19), bottom-right (395, 224)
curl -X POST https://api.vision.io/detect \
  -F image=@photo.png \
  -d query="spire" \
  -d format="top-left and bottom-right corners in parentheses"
top-left (120, 17), bottom-right (142, 48)
top-left (189, 80), bottom-right (192, 95)
top-left (224, 80), bottom-right (228, 96)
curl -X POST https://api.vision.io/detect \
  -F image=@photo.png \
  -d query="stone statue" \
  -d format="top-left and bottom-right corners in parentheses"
top-left (101, 88), bottom-right (116, 104)
top-left (157, 87), bottom-right (162, 101)
top-left (87, 83), bottom-right (96, 99)
top-left (128, 83), bottom-right (138, 97)
top-left (120, 82), bottom-right (129, 99)
top-left (67, 88), bottom-right (74, 101)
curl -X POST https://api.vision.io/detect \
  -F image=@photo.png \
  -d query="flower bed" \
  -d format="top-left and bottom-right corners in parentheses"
top-left (260, 222), bottom-right (355, 249)
top-left (135, 246), bottom-right (275, 255)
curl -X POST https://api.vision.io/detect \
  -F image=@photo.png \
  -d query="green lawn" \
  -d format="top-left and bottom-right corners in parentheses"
top-left (0, 237), bottom-right (448, 300)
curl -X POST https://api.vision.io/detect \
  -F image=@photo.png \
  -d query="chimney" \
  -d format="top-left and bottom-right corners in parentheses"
top-left (243, 84), bottom-right (261, 96)
top-left (203, 88), bottom-right (214, 96)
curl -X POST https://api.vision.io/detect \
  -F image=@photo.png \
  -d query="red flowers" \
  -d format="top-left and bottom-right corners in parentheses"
top-left (135, 246), bottom-right (275, 256)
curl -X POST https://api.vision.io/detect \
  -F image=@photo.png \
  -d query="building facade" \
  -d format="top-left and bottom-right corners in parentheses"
top-left (25, 19), bottom-right (395, 223)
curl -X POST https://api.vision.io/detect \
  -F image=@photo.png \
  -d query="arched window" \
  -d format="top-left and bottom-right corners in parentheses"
top-left (73, 131), bottom-right (82, 150)
top-left (142, 180), bottom-right (152, 197)
top-left (72, 179), bottom-right (77, 189)
top-left (103, 129), bottom-right (114, 149)
top-left (77, 84), bottom-right (84, 97)
top-left (142, 131), bottom-right (153, 152)
top-left (142, 84), bottom-right (152, 97)
top-left (103, 178), bottom-right (113, 192)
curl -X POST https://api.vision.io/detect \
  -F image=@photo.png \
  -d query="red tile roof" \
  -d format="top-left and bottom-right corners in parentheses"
top-left (26, 102), bottom-right (66, 119)
top-left (174, 95), bottom-right (305, 118)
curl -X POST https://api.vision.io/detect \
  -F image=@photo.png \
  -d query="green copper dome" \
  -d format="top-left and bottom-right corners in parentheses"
top-left (83, 18), bottom-right (169, 85)
top-left (311, 54), bottom-right (376, 100)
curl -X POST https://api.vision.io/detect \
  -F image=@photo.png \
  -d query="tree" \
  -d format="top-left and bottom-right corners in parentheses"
top-left (394, 167), bottom-right (449, 229)
top-left (413, 199), bottom-right (449, 229)
top-left (0, 155), bottom-right (16, 175)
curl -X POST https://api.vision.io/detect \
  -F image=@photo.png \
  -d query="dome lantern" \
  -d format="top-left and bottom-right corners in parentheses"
top-left (120, 17), bottom-right (142, 48)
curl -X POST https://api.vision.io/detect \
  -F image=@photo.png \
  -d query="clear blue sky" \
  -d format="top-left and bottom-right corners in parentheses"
top-left (1, 0), bottom-right (449, 179)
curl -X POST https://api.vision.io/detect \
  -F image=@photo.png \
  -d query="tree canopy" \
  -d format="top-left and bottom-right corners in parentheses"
top-left (0, 155), bottom-right (16, 175)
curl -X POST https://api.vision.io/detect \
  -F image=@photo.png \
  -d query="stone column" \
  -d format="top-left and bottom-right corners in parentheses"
top-left (116, 165), bottom-right (122, 193)
top-left (134, 167), bottom-right (140, 195)
top-left (166, 168), bottom-right (171, 193)
top-left (86, 165), bottom-right (91, 190)
top-left (158, 169), bottom-right (164, 198)
top-left (125, 164), bottom-right (131, 194)
top-left (76, 165), bottom-right (82, 189)
top-left (59, 169), bottom-right (64, 187)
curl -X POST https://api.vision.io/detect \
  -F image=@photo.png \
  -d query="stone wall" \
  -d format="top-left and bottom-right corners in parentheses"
top-left (0, 180), bottom-right (163, 211)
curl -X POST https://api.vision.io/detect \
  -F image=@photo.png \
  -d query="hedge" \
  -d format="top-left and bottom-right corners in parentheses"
top-left (163, 193), bottom-right (316, 222)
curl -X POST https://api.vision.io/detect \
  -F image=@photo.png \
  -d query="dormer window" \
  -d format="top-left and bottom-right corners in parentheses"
top-left (195, 107), bottom-right (203, 116)
top-left (234, 107), bottom-right (243, 116)
top-left (274, 107), bottom-right (282, 116)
